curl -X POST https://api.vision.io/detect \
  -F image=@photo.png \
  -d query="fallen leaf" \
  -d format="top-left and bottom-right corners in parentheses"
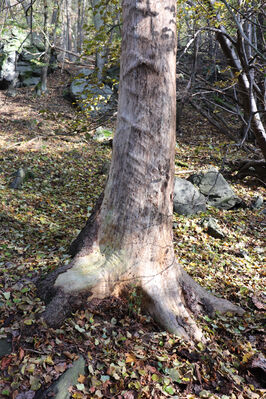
top-left (125, 353), bottom-right (136, 363)
top-left (252, 294), bottom-right (266, 310)
top-left (77, 374), bottom-right (86, 383)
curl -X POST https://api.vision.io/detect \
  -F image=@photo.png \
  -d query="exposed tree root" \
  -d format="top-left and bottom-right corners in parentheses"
top-left (231, 159), bottom-right (266, 183)
top-left (37, 244), bottom-right (244, 341)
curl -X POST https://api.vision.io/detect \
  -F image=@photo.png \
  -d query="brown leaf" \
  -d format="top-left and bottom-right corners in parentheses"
top-left (19, 348), bottom-right (25, 361)
top-left (123, 391), bottom-right (135, 399)
top-left (145, 365), bottom-right (157, 373)
top-left (63, 351), bottom-right (76, 359)
top-left (252, 294), bottom-right (266, 310)
top-left (1, 355), bottom-right (12, 370)
top-left (54, 362), bottom-right (67, 373)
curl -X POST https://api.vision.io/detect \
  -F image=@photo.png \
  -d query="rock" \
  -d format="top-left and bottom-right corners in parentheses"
top-left (9, 168), bottom-right (26, 189)
top-left (188, 168), bottom-right (242, 210)
top-left (68, 69), bottom-right (113, 113)
top-left (38, 356), bottom-right (86, 399)
top-left (251, 195), bottom-right (263, 209)
top-left (0, 27), bottom-right (57, 90)
top-left (173, 178), bottom-right (206, 215)
top-left (16, 61), bottom-right (41, 77)
top-left (22, 76), bottom-right (41, 87)
top-left (9, 167), bottom-right (34, 189)
top-left (201, 217), bottom-right (225, 239)
top-left (0, 49), bottom-right (19, 89)
top-left (15, 391), bottom-right (35, 399)
top-left (0, 338), bottom-right (12, 358)
top-left (93, 126), bottom-right (113, 143)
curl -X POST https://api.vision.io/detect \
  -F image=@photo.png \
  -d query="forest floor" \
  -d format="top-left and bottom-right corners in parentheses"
top-left (0, 66), bottom-right (265, 399)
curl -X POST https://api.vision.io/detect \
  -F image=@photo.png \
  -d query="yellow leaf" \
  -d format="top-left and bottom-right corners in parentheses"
top-left (45, 355), bottom-right (54, 365)
top-left (242, 351), bottom-right (254, 364)
top-left (125, 353), bottom-right (136, 363)
top-left (77, 374), bottom-right (86, 383)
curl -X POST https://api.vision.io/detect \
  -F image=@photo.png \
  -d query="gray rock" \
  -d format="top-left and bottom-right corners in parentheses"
top-left (0, 338), bottom-right (12, 358)
top-left (251, 195), bottom-right (263, 209)
top-left (70, 79), bottom-right (113, 111)
top-left (173, 177), bottom-right (206, 215)
top-left (68, 69), bottom-right (113, 114)
top-left (21, 76), bottom-right (41, 87)
top-left (40, 356), bottom-right (86, 399)
top-left (202, 217), bottom-right (225, 239)
top-left (189, 168), bottom-right (242, 210)
top-left (0, 27), bottom-right (57, 90)
top-left (9, 167), bottom-right (26, 189)
top-left (76, 68), bottom-right (94, 78)
top-left (93, 126), bottom-right (113, 143)
top-left (17, 62), bottom-right (42, 78)
top-left (0, 50), bottom-right (19, 89)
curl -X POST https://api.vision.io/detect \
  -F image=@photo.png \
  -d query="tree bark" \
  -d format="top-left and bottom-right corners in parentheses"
top-left (37, 0), bottom-right (244, 341)
top-left (65, 0), bottom-right (73, 60)
top-left (40, 0), bottom-right (49, 94)
top-left (90, 0), bottom-right (107, 81)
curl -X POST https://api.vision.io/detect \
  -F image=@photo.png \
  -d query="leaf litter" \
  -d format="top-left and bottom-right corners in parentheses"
top-left (0, 67), bottom-right (265, 398)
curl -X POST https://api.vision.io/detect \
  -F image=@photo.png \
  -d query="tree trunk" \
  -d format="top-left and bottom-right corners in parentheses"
top-left (37, 0), bottom-right (244, 342)
top-left (17, 0), bottom-right (32, 27)
top-left (77, 0), bottom-right (86, 53)
top-left (65, 0), bottom-right (73, 60)
top-left (39, 0), bottom-right (49, 94)
top-left (207, 0), bottom-right (266, 159)
top-left (90, 0), bottom-right (107, 81)
top-left (216, 30), bottom-right (266, 159)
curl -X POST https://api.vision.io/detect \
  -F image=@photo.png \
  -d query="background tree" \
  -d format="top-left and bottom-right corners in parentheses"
top-left (37, 0), bottom-right (244, 342)
top-left (175, 0), bottom-right (265, 163)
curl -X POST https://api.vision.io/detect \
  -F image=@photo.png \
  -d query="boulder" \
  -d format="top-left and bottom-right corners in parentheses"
top-left (21, 76), bottom-right (41, 87)
top-left (251, 195), bottom-right (263, 210)
top-left (201, 217), bottom-right (225, 239)
top-left (0, 28), bottom-right (57, 90)
top-left (188, 168), bottom-right (242, 210)
top-left (68, 69), bottom-right (113, 114)
top-left (0, 27), bottom-right (26, 89)
top-left (173, 177), bottom-right (206, 215)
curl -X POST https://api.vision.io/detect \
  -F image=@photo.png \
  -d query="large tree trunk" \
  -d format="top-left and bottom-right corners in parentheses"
top-left (37, 0), bottom-right (243, 341)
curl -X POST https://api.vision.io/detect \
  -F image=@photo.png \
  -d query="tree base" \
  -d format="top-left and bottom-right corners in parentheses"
top-left (37, 245), bottom-right (244, 342)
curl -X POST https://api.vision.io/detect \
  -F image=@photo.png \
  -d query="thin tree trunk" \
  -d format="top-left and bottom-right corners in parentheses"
top-left (207, 0), bottom-right (266, 159)
top-left (90, 0), bottom-right (107, 81)
top-left (37, 0), bottom-right (244, 342)
top-left (65, 0), bottom-right (73, 60)
top-left (17, 0), bottom-right (32, 27)
top-left (77, 0), bottom-right (85, 53)
top-left (216, 30), bottom-right (266, 159)
top-left (40, 0), bottom-right (49, 94)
